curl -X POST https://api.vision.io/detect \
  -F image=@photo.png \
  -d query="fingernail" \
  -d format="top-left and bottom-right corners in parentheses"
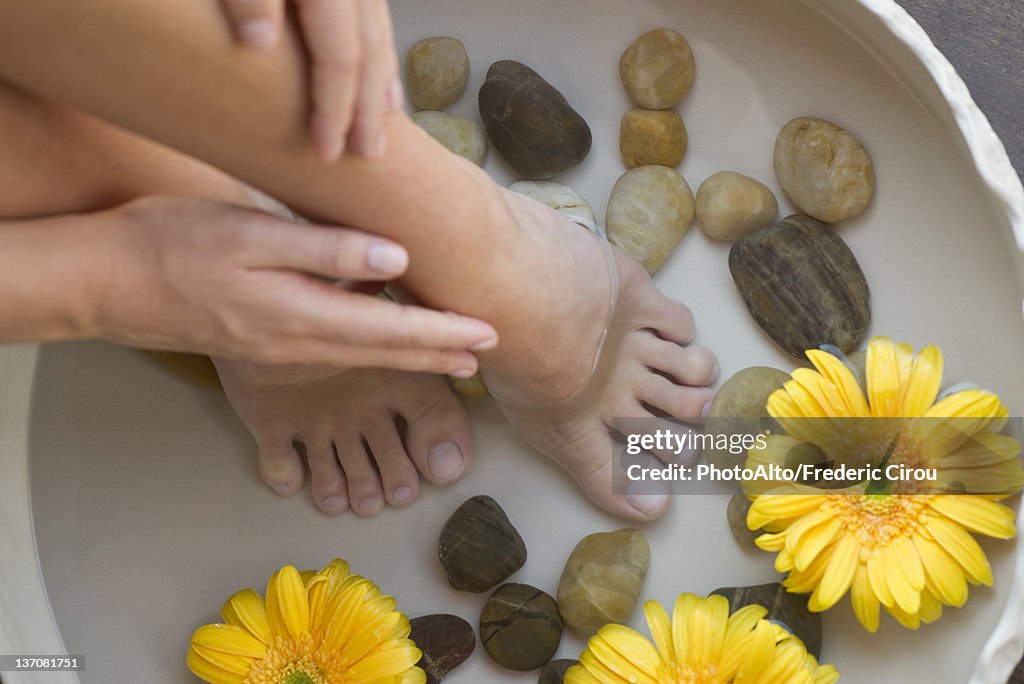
top-left (450, 367), bottom-right (476, 379)
top-left (274, 482), bottom-right (291, 495)
top-left (701, 400), bottom-right (713, 418)
top-left (238, 18), bottom-right (277, 51)
top-left (321, 496), bottom-right (341, 512)
top-left (428, 442), bottom-right (464, 482)
top-left (391, 486), bottom-right (413, 504)
top-left (386, 77), bottom-right (405, 110)
top-left (470, 337), bottom-right (498, 352)
top-left (626, 492), bottom-right (668, 516)
top-left (366, 243), bottom-right (408, 275)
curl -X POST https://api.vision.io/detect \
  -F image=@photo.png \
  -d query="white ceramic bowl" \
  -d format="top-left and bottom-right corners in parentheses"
top-left (2, 0), bottom-right (1022, 682)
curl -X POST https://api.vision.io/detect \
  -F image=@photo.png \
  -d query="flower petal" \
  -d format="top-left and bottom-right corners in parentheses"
top-left (565, 663), bottom-right (605, 684)
top-left (586, 625), bottom-right (661, 683)
top-left (190, 623), bottom-right (266, 659)
top-left (808, 535), bottom-right (858, 611)
top-left (347, 639), bottom-right (422, 683)
top-left (899, 345), bottom-right (943, 416)
top-left (850, 564), bottom-right (880, 633)
top-left (221, 589), bottom-right (271, 645)
top-left (264, 565), bottom-right (310, 640)
top-left (792, 515), bottom-right (843, 572)
top-left (642, 600), bottom-right (674, 663)
top-left (925, 514), bottom-right (994, 585)
top-left (913, 534), bottom-right (968, 607)
top-left (882, 543), bottom-right (920, 615)
top-left (866, 551), bottom-right (894, 608)
top-left (186, 647), bottom-right (246, 684)
top-left (671, 593), bottom-right (698, 665)
top-left (927, 496), bottom-right (1017, 539)
top-left (806, 349), bottom-right (870, 417)
top-left (891, 535), bottom-right (925, 592)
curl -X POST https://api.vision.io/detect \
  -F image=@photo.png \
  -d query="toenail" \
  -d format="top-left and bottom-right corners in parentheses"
top-left (391, 486), bottom-right (413, 504)
top-left (626, 492), bottom-right (668, 516)
top-left (428, 442), bottom-right (464, 482)
top-left (701, 400), bottom-right (713, 418)
top-left (274, 482), bottom-right (292, 494)
top-left (321, 496), bottom-right (341, 512)
top-left (709, 361), bottom-right (720, 383)
top-left (357, 497), bottom-right (378, 514)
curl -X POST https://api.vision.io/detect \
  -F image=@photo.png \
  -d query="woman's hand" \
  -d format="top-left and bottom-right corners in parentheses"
top-left (221, 0), bottom-right (402, 162)
top-left (91, 196), bottom-right (495, 374)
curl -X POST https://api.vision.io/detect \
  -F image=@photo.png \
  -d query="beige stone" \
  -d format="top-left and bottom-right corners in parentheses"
top-left (619, 29), bottom-right (695, 109)
top-left (696, 171), bottom-right (778, 241)
top-left (606, 166), bottom-right (694, 273)
top-left (405, 37), bottom-right (469, 110)
top-left (509, 180), bottom-right (596, 227)
top-left (556, 529), bottom-right (649, 636)
top-left (773, 116), bottom-right (874, 223)
top-left (412, 110), bottom-right (487, 166)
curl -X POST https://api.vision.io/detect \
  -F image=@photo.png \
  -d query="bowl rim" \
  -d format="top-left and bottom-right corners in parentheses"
top-left (0, 1), bottom-right (1022, 682)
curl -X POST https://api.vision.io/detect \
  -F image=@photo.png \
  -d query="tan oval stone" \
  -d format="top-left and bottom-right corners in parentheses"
top-left (412, 110), bottom-right (487, 166)
top-left (405, 37), bottom-right (469, 111)
top-left (556, 529), bottom-right (649, 636)
top-left (448, 372), bottom-right (489, 398)
top-left (619, 109), bottom-right (687, 169)
top-left (619, 29), bottom-right (695, 110)
top-left (606, 166), bottom-right (694, 273)
top-left (773, 116), bottom-right (874, 223)
top-left (696, 171), bottom-right (778, 241)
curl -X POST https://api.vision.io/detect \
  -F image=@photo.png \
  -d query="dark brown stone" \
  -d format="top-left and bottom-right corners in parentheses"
top-left (538, 658), bottom-right (578, 683)
top-left (439, 495), bottom-right (527, 593)
top-left (712, 582), bottom-right (822, 658)
top-left (478, 60), bottom-right (591, 179)
top-left (480, 583), bottom-right (562, 671)
top-left (409, 614), bottom-right (475, 684)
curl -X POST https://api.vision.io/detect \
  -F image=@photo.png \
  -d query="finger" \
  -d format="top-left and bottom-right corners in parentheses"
top-left (298, 0), bottom-right (361, 162)
top-left (221, 0), bottom-right (283, 50)
top-left (378, 0), bottom-right (402, 111)
top-left (348, 0), bottom-right (397, 156)
top-left (244, 213), bottom-right (411, 279)
top-left (281, 280), bottom-right (499, 353)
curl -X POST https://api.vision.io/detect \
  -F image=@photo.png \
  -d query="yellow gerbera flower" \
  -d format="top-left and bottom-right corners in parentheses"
top-left (566, 593), bottom-right (839, 684)
top-left (743, 338), bottom-right (1021, 632)
top-left (187, 559), bottom-right (425, 684)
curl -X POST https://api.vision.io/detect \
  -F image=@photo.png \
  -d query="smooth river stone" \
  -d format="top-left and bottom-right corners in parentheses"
top-left (727, 492), bottom-right (761, 549)
top-left (773, 116), bottom-right (875, 223)
top-left (509, 180), bottom-right (596, 227)
top-left (606, 166), bottom-right (694, 273)
top-left (480, 583), bottom-right (562, 671)
top-left (439, 495), bottom-right (527, 593)
top-left (711, 583), bottom-right (822, 658)
top-left (619, 29), bottom-right (695, 109)
top-left (479, 60), bottom-right (592, 179)
top-left (556, 529), bottom-right (650, 635)
top-left (405, 37), bottom-right (469, 111)
top-left (538, 659), bottom-right (578, 684)
top-left (412, 111), bottom-right (487, 166)
top-left (704, 366), bottom-right (790, 469)
top-left (729, 215), bottom-right (870, 358)
top-left (409, 614), bottom-right (475, 684)
top-left (696, 171), bottom-right (778, 241)
top-left (619, 109), bottom-right (687, 169)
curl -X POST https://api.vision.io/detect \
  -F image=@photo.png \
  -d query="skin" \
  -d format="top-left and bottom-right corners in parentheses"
top-left (0, 0), bottom-right (719, 519)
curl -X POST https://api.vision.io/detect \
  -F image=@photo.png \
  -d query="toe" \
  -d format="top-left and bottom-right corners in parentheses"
top-left (364, 421), bottom-right (420, 508)
top-left (399, 379), bottom-right (473, 485)
top-left (336, 442), bottom-right (385, 516)
top-left (639, 338), bottom-right (719, 386)
top-left (553, 419), bottom-right (671, 521)
top-left (642, 298), bottom-right (695, 344)
top-left (258, 440), bottom-right (304, 496)
top-left (637, 372), bottom-right (716, 419)
top-left (306, 439), bottom-right (348, 514)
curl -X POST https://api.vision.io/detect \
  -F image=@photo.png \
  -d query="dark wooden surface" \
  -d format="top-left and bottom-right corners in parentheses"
top-left (0, 4), bottom-right (1018, 684)
top-left (896, 0), bottom-right (1024, 184)
top-left (894, 2), bottom-right (1024, 681)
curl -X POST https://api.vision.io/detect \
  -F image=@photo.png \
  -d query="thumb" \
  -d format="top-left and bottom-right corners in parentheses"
top-left (222, 0), bottom-right (284, 50)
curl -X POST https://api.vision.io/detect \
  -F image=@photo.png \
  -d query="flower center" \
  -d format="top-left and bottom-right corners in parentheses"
top-left (825, 494), bottom-right (931, 548)
top-left (245, 634), bottom-right (346, 684)
top-left (662, 661), bottom-right (723, 684)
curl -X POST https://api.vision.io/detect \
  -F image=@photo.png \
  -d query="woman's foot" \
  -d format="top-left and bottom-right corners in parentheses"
top-left (214, 359), bottom-right (472, 516)
top-left (482, 190), bottom-right (718, 521)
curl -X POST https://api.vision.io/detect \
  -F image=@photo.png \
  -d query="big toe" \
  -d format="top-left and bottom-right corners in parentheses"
top-left (547, 419), bottom-right (671, 521)
top-left (258, 440), bottom-right (305, 496)
top-left (400, 379), bottom-right (473, 485)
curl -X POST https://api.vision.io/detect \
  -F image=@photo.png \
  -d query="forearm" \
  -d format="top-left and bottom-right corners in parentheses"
top-left (0, 213), bottom-right (110, 343)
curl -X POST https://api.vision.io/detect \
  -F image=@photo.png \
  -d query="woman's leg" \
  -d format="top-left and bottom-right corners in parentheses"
top-left (0, 0), bottom-right (717, 519)
top-left (0, 81), bottom-right (474, 516)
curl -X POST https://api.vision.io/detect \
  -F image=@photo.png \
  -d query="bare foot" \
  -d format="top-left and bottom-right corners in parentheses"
top-left (214, 359), bottom-right (472, 516)
top-left (481, 190), bottom-right (718, 521)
